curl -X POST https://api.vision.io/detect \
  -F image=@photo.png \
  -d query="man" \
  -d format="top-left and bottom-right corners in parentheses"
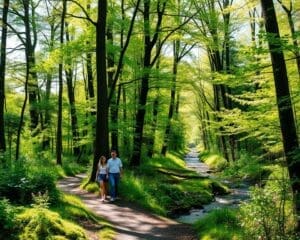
top-left (107, 150), bottom-right (123, 202)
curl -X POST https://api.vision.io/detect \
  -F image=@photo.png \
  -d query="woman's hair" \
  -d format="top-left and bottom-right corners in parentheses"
top-left (99, 156), bottom-right (106, 166)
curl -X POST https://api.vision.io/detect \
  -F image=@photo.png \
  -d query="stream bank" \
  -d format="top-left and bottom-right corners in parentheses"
top-left (175, 149), bottom-right (251, 224)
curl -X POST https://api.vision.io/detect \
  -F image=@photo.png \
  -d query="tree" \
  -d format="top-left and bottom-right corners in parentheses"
top-left (0, 0), bottom-right (9, 153)
top-left (276, 0), bottom-right (300, 78)
top-left (261, 0), bottom-right (300, 226)
top-left (130, 0), bottom-right (167, 166)
top-left (10, 0), bottom-right (41, 131)
top-left (56, 0), bottom-right (67, 165)
top-left (65, 22), bottom-right (80, 156)
top-left (91, 0), bottom-right (109, 182)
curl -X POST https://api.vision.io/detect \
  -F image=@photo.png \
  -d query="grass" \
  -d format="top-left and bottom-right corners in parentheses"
top-left (194, 208), bottom-right (243, 240)
top-left (51, 194), bottom-right (115, 240)
top-left (200, 151), bottom-right (228, 171)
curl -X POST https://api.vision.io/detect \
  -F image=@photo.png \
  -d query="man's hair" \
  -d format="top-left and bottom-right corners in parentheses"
top-left (111, 149), bottom-right (117, 154)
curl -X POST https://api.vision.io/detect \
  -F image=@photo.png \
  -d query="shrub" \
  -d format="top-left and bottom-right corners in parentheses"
top-left (200, 151), bottom-right (228, 171)
top-left (15, 192), bottom-right (87, 240)
top-left (239, 183), bottom-right (297, 239)
top-left (195, 208), bottom-right (242, 240)
top-left (16, 208), bottom-right (88, 240)
top-left (0, 199), bottom-right (16, 239)
top-left (0, 166), bottom-right (60, 205)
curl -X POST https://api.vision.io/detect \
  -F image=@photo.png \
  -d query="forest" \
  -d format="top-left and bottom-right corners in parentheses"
top-left (0, 0), bottom-right (299, 239)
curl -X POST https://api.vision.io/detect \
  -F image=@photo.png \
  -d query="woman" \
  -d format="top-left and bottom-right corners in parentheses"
top-left (96, 156), bottom-right (108, 201)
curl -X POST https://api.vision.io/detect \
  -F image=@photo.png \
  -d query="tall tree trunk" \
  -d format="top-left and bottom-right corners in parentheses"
top-left (23, 0), bottom-right (39, 131)
top-left (42, 19), bottom-right (56, 149)
top-left (130, 0), bottom-right (166, 166)
top-left (161, 41), bottom-right (178, 156)
top-left (91, 0), bottom-right (109, 182)
top-left (107, 26), bottom-right (118, 151)
top-left (56, 0), bottom-right (67, 165)
top-left (121, 85), bottom-right (130, 154)
top-left (65, 23), bottom-right (80, 156)
top-left (86, 1), bottom-right (95, 103)
top-left (130, 0), bottom-right (151, 166)
top-left (261, 0), bottom-right (300, 226)
top-left (147, 96), bottom-right (159, 158)
top-left (0, 0), bottom-right (9, 153)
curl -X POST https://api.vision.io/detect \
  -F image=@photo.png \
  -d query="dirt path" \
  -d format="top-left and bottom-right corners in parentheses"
top-left (57, 174), bottom-right (197, 240)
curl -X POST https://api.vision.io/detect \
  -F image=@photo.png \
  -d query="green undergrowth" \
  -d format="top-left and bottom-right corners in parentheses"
top-left (0, 154), bottom-right (113, 240)
top-left (84, 151), bottom-right (228, 216)
top-left (51, 194), bottom-right (114, 240)
top-left (124, 153), bottom-right (228, 216)
top-left (201, 151), bottom-right (271, 183)
top-left (2, 191), bottom-right (114, 240)
top-left (195, 151), bottom-right (298, 239)
top-left (195, 208), bottom-right (243, 240)
top-left (200, 151), bottom-right (228, 171)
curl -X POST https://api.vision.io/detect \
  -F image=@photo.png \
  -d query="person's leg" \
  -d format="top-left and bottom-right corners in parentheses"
top-left (114, 173), bottom-right (120, 198)
top-left (100, 180), bottom-right (105, 200)
top-left (98, 182), bottom-right (101, 197)
top-left (102, 181), bottom-right (106, 200)
top-left (105, 180), bottom-right (109, 197)
top-left (109, 173), bottom-right (116, 199)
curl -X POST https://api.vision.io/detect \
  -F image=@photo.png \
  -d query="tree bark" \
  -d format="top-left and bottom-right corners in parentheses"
top-left (0, 0), bottom-right (9, 152)
top-left (161, 40), bottom-right (179, 156)
top-left (65, 23), bottom-right (80, 156)
top-left (90, 0), bottom-right (109, 182)
top-left (261, 0), bottom-right (300, 224)
top-left (107, 26), bottom-right (118, 151)
top-left (56, 0), bottom-right (67, 165)
top-left (130, 0), bottom-right (166, 166)
top-left (23, 0), bottom-right (39, 131)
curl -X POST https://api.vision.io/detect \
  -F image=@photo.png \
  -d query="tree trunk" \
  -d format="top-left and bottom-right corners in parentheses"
top-left (161, 41), bottom-right (178, 156)
top-left (0, 0), bottom-right (9, 152)
top-left (23, 0), bottom-right (39, 131)
top-left (65, 23), bottom-right (80, 156)
top-left (91, 0), bottom-right (109, 182)
top-left (147, 96), bottom-right (159, 158)
top-left (277, 0), bottom-right (300, 78)
top-left (130, 0), bottom-right (151, 166)
top-left (107, 26), bottom-right (118, 151)
top-left (261, 0), bottom-right (300, 225)
top-left (56, 0), bottom-right (67, 165)
top-left (130, 0), bottom-right (166, 166)
top-left (121, 85), bottom-right (130, 155)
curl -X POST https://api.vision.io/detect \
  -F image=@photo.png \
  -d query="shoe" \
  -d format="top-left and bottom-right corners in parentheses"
top-left (100, 198), bottom-right (104, 202)
top-left (110, 198), bottom-right (115, 202)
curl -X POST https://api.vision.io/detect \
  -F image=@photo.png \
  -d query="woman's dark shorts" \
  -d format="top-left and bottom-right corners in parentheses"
top-left (97, 174), bottom-right (108, 182)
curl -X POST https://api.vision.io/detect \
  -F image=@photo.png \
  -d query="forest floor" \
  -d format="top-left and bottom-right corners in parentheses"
top-left (57, 173), bottom-right (198, 240)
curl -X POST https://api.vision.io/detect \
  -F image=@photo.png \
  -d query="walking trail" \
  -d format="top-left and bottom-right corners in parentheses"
top-left (57, 174), bottom-right (197, 240)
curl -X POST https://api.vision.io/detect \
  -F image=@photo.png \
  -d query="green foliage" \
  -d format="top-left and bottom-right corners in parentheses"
top-left (200, 151), bottom-right (228, 171)
top-left (239, 182), bottom-right (297, 240)
top-left (0, 164), bottom-right (60, 205)
top-left (168, 120), bottom-right (186, 151)
top-left (195, 208), bottom-right (243, 240)
top-left (222, 152), bottom-right (270, 182)
top-left (239, 165), bottom-right (298, 239)
top-left (0, 199), bottom-right (16, 239)
top-left (16, 208), bottom-right (87, 240)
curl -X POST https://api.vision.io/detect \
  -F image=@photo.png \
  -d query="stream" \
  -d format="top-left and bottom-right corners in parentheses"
top-left (175, 149), bottom-right (251, 224)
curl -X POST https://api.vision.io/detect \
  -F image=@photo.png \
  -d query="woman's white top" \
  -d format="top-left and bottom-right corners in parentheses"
top-left (98, 164), bottom-right (108, 174)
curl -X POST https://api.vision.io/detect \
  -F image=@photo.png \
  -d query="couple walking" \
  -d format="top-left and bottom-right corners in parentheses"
top-left (96, 150), bottom-right (123, 202)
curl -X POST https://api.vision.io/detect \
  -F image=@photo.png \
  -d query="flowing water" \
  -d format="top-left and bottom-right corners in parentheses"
top-left (175, 149), bottom-right (250, 224)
